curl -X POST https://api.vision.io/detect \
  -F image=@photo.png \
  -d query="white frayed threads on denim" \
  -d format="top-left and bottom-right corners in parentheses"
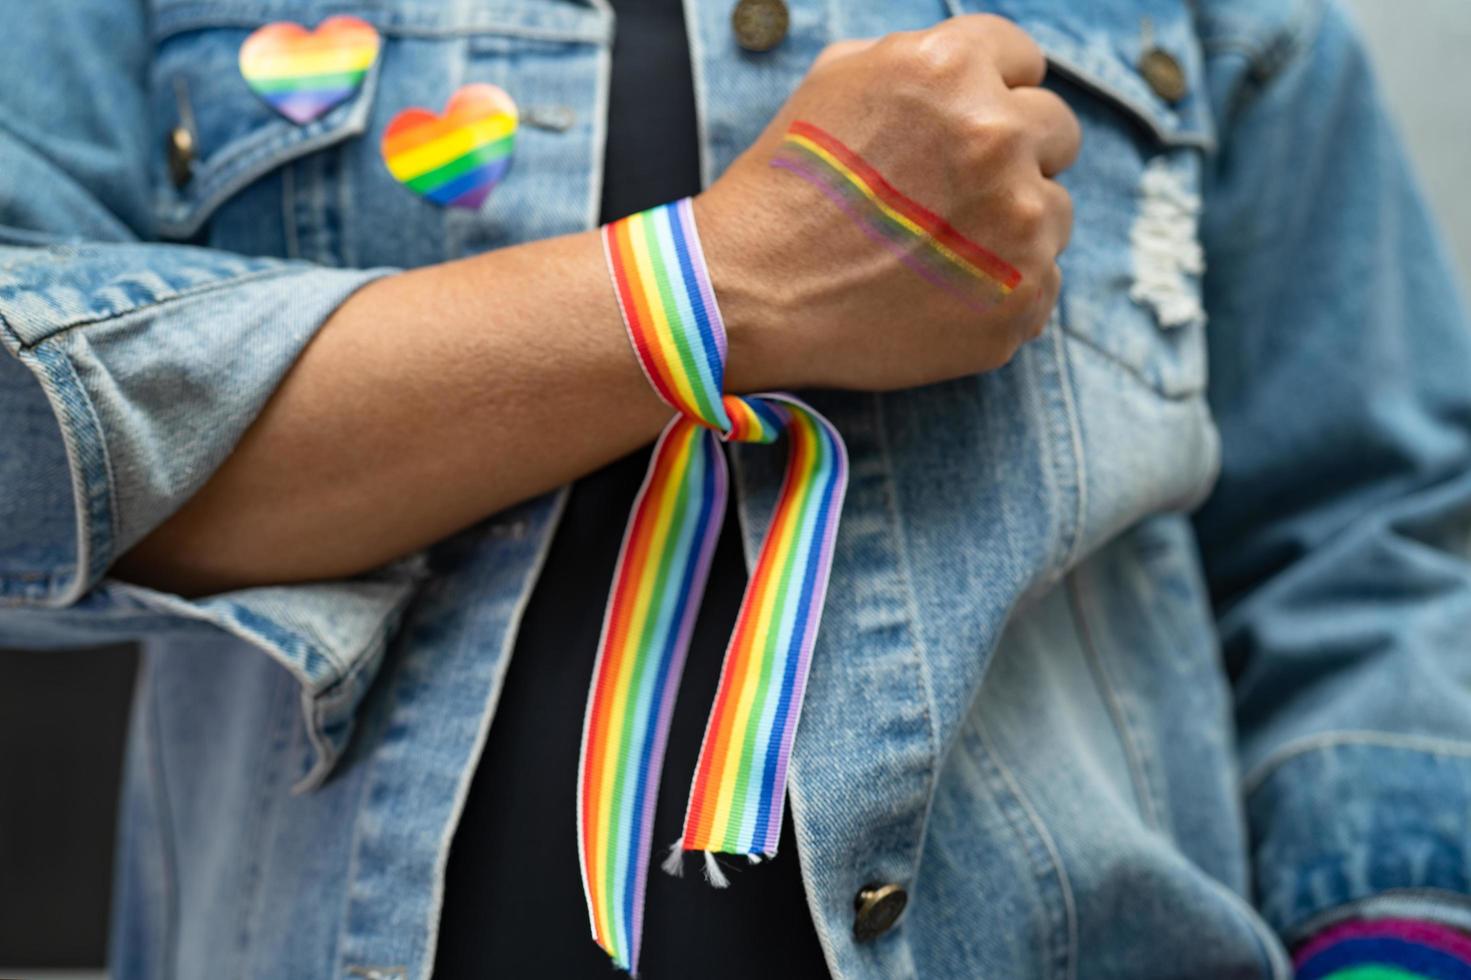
top-left (1129, 157), bottom-right (1206, 328)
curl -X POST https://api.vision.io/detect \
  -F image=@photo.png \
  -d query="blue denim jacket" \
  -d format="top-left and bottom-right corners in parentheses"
top-left (4, 0), bottom-right (1471, 977)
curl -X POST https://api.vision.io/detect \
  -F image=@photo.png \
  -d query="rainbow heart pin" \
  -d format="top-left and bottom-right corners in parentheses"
top-left (239, 16), bottom-right (381, 125)
top-left (382, 84), bottom-right (518, 210)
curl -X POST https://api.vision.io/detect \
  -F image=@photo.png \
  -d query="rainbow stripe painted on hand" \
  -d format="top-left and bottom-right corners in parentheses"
top-left (580, 199), bottom-right (847, 974)
top-left (382, 84), bottom-right (518, 210)
top-left (1295, 917), bottom-right (1471, 979)
top-left (238, 16), bottom-right (380, 124)
top-left (773, 119), bottom-right (1022, 308)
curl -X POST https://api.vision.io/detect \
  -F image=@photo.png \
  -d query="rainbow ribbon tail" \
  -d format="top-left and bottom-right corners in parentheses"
top-left (679, 394), bottom-right (847, 861)
top-left (575, 394), bottom-right (848, 975)
top-left (576, 415), bottom-right (730, 975)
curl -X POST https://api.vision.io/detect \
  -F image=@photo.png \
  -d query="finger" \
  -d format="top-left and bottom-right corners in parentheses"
top-left (940, 14), bottom-right (1046, 88)
top-left (1009, 87), bottom-right (1082, 177)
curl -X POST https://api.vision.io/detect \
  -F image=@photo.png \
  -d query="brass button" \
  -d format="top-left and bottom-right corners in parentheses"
top-left (167, 125), bottom-right (195, 188)
top-left (1138, 47), bottom-right (1187, 104)
top-left (853, 882), bottom-right (907, 942)
top-left (731, 0), bottom-right (789, 53)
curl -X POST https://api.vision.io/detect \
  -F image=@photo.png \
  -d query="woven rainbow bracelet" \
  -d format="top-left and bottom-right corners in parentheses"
top-left (578, 197), bottom-right (848, 974)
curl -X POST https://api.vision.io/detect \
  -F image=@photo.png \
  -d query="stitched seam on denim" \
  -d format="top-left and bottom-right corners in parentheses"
top-left (415, 490), bottom-right (568, 980)
top-left (304, 151), bottom-right (330, 266)
top-left (1046, 311), bottom-right (1087, 578)
top-left (2, 266), bottom-right (302, 349)
top-left (0, 328), bottom-right (121, 602)
top-left (971, 714), bottom-right (1078, 980)
top-left (1066, 574), bottom-right (1166, 832)
top-left (40, 344), bottom-right (120, 579)
top-left (145, 658), bottom-right (182, 980)
top-left (1243, 730), bottom-right (1471, 797)
top-left (331, 693), bottom-right (383, 977)
top-left (871, 393), bottom-right (944, 883)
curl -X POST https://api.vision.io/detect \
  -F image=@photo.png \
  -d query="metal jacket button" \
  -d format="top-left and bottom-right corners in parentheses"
top-left (168, 76), bottom-right (198, 188)
top-left (1139, 47), bottom-right (1188, 104)
top-left (167, 126), bottom-right (195, 188)
top-left (853, 882), bottom-right (907, 942)
top-left (731, 0), bottom-right (789, 52)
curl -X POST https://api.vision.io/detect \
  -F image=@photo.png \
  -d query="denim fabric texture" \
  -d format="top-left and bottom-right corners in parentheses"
top-left (2, 0), bottom-right (1470, 978)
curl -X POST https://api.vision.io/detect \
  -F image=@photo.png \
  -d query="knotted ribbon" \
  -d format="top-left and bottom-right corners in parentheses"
top-left (578, 197), bottom-right (848, 973)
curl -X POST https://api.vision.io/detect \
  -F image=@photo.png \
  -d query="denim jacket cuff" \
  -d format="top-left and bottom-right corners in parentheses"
top-left (1247, 734), bottom-right (1471, 948)
top-left (0, 242), bottom-right (418, 788)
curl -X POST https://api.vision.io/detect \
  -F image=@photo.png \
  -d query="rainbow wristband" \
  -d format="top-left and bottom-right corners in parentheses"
top-left (578, 198), bottom-right (848, 974)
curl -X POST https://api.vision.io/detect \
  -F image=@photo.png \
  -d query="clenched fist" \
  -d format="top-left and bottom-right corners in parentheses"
top-left (697, 14), bottom-right (1081, 393)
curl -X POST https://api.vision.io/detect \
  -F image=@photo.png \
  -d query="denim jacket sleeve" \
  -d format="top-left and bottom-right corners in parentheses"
top-left (1193, 0), bottom-right (1471, 943)
top-left (0, 0), bottom-right (424, 790)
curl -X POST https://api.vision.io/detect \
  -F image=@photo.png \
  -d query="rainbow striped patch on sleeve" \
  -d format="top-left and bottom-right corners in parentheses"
top-left (772, 119), bottom-right (1022, 309)
top-left (579, 198), bottom-right (848, 974)
top-left (1294, 916), bottom-right (1471, 979)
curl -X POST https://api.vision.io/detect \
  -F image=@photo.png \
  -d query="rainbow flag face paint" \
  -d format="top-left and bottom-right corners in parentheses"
top-left (382, 84), bottom-right (518, 210)
top-left (773, 120), bottom-right (1022, 309)
top-left (581, 199), bottom-right (848, 974)
top-left (238, 16), bottom-right (380, 125)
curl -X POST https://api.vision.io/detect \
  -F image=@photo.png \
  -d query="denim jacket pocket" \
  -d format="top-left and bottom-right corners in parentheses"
top-left (149, 13), bottom-right (381, 243)
top-left (954, 0), bottom-right (1216, 399)
top-left (146, 1), bottom-right (610, 267)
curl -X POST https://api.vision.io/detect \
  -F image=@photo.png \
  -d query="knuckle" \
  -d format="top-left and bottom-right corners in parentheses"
top-left (959, 114), bottom-right (1017, 167)
top-left (1008, 190), bottom-right (1048, 235)
top-left (964, 113), bottom-right (1026, 162)
top-left (891, 29), bottom-right (966, 78)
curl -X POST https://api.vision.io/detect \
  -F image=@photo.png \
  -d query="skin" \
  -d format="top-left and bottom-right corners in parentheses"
top-left (114, 15), bottom-right (1081, 597)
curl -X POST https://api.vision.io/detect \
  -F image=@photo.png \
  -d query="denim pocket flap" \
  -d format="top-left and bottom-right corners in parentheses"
top-left (150, 19), bottom-right (381, 239)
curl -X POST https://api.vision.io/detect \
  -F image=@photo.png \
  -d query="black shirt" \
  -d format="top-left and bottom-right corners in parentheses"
top-left (431, 1), bottom-right (833, 977)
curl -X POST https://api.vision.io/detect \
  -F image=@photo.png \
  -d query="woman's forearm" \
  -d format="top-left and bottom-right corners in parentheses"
top-left (113, 228), bottom-right (683, 597)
